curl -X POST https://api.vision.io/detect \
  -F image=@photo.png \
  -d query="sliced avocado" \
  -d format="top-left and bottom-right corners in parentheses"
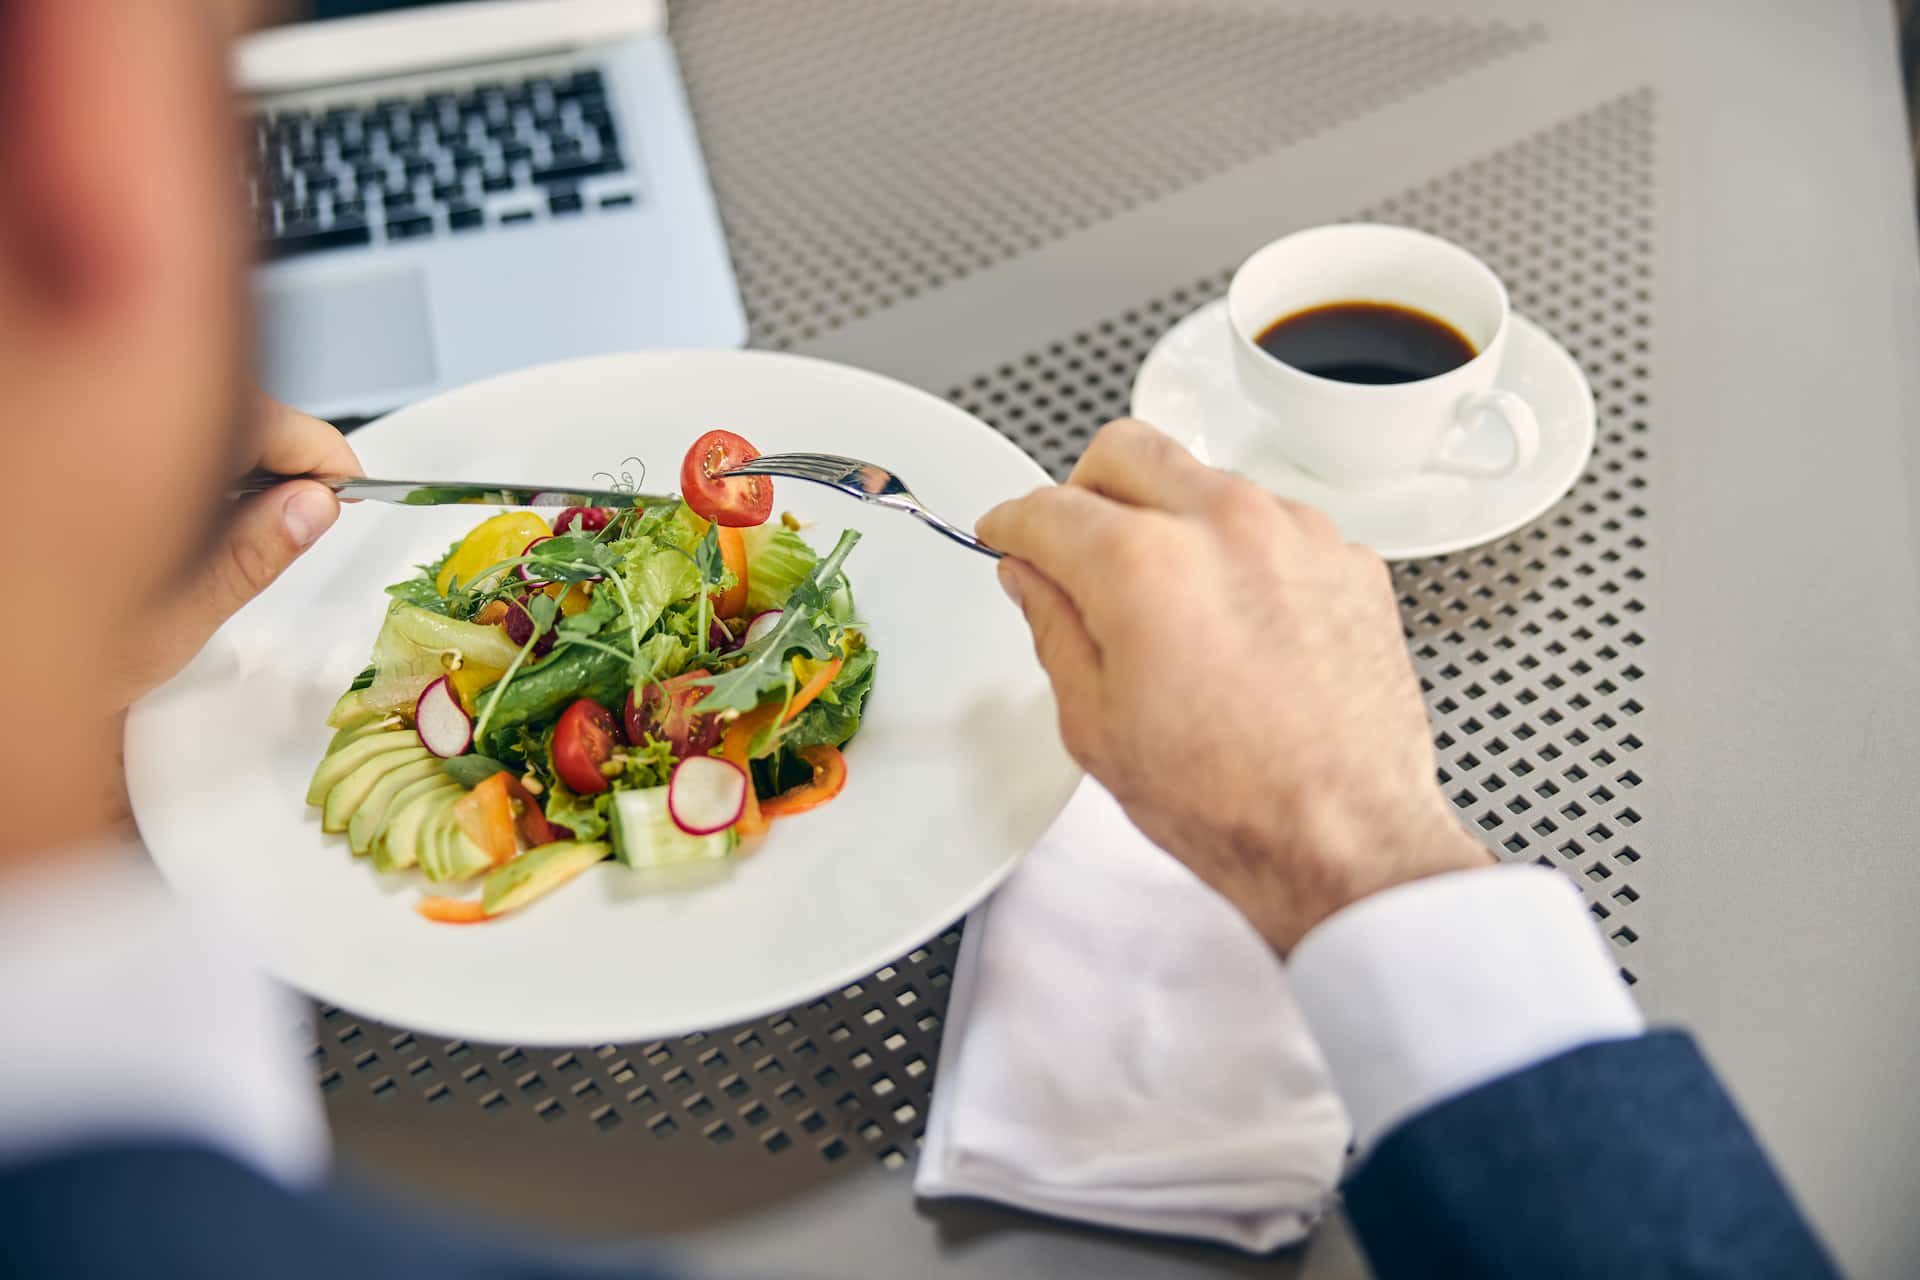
top-left (306, 729), bottom-right (418, 806)
top-left (324, 715), bottom-right (402, 759)
top-left (372, 781), bottom-right (459, 873)
top-left (483, 841), bottom-right (612, 916)
top-left (322, 746), bottom-right (432, 834)
top-left (407, 791), bottom-right (464, 880)
top-left (440, 826), bottom-right (494, 884)
top-left (348, 757), bottom-right (447, 854)
top-left (418, 800), bottom-right (492, 884)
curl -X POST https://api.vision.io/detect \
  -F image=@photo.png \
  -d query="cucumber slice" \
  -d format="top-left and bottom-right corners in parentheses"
top-left (348, 757), bottom-right (448, 855)
top-left (372, 779), bottom-right (459, 873)
top-left (482, 841), bottom-right (611, 916)
top-left (323, 746), bottom-right (432, 834)
top-left (306, 729), bottom-right (418, 806)
top-left (612, 787), bottom-right (738, 868)
top-left (400, 790), bottom-right (462, 878)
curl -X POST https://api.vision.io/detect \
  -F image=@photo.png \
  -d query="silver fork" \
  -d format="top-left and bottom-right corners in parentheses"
top-left (721, 453), bottom-right (1002, 558)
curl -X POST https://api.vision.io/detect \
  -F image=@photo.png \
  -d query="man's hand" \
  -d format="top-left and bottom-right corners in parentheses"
top-left (978, 419), bottom-right (1489, 955)
top-left (116, 396), bottom-right (362, 708)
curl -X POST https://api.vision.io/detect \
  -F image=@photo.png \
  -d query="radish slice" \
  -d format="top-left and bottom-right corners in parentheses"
top-left (743, 610), bottom-right (783, 647)
top-left (516, 536), bottom-right (552, 584)
top-left (667, 756), bottom-right (748, 836)
top-left (415, 676), bottom-right (473, 758)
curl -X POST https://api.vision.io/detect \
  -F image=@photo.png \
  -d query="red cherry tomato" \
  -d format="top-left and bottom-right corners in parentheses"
top-left (625, 669), bottom-right (722, 758)
top-left (552, 506), bottom-right (615, 536)
top-left (680, 430), bottom-right (773, 528)
top-left (552, 698), bottom-right (619, 795)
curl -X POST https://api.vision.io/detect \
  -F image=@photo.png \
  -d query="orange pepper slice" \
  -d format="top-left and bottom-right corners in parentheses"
top-left (760, 745), bottom-right (848, 818)
top-left (713, 526), bottom-right (749, 619)
top-left (452, 772), bottom-right (518, 867)
top-left (416, 897), bottom-right (489, 925)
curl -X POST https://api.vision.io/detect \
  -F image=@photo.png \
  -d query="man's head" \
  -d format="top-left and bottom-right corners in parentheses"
top-left (1, 1), bottom-right (253, 855)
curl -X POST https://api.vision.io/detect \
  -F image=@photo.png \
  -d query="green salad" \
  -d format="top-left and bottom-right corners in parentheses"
top-left (307, 431), bottom-right (875, 925)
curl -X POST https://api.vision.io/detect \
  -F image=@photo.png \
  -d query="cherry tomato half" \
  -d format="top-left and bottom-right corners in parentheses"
top-left (625, 669), bottom-right (722, 758)
top-left (553, 698), bottom-right (619, 795)
top-left (681, 429), bottom-right (773, 528)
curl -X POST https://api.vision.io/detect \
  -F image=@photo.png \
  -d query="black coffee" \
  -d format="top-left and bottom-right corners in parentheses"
top-left (1254, 301), bottom-right (1476, 385)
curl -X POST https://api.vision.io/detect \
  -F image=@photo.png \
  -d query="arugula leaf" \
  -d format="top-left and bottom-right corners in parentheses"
top-left (555, 582), bottom-right (620, 640)
top-left (527, 535), bottom-right (618, 583)
top-left (692, 524), bottom-right (725, 585)
top-left (385, 577), bottom-right (447, 612)
top-left (781, 647), bottom-right (877, 750)
top-left (442, 755), bottom-right (509, 788)
top-left (693, 530), bottom-right (862, 715)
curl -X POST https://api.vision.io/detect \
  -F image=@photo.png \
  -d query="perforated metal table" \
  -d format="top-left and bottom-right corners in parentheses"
top-left (313, 3), bottom-right (1920, 1276)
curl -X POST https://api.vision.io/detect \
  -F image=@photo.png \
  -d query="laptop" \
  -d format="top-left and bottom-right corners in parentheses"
top-left (237, 0), bottom-right (745, 422)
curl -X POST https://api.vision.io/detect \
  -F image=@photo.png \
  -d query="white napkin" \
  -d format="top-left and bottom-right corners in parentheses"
top-left (915, 780), bottom-right (1352, 1252)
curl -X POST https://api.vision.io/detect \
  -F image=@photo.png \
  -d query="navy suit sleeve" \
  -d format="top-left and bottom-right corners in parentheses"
top-left (1, 1142), bottom-right (680, 1280)
top-left (1344, 1030), bottom-right (1839, 1279)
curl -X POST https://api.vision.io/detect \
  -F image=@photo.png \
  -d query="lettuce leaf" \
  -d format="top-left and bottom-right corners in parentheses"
top-left (632, 632), bottom-right (694, 685)
top-left (356, 603), bottom-right (524, 718)
top-left (617, 505), bottom-right (709, 633)
top-left (739, 525), bottom-right (820, 615)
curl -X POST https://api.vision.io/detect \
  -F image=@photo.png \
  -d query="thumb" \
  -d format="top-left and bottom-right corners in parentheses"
top-left (196, 480), bottom-right (340, 622)
top-left (998, 557), bottom-right (1101, 722)
top-left (163, 481), bottom-right (338, 660)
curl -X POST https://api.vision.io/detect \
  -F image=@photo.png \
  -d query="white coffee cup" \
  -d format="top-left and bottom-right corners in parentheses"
top-left (1227, 223), bottom-right (1539, 489)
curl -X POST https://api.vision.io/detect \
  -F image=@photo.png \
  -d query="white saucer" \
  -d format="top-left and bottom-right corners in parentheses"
top-left (1129, 299), bottom-right (1596, 560)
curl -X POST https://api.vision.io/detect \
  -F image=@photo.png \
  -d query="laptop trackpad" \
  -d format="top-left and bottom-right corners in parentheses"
top-left (257, 267), bottom-right (436, 413)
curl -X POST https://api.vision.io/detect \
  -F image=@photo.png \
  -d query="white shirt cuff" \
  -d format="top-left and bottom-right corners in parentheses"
top-left (1288, 864), bottom-right (1644, 1155)
top-left (0, 850), bottom-right (329, 1187)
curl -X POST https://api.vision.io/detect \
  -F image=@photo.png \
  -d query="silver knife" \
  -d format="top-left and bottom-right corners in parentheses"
top-left (234, 469), bottom-right (670, 509)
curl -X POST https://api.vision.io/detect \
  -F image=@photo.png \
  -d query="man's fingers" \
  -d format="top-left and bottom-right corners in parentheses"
top-left (1066, 418), bottom-right (1224, 513)
top-left (997, 557), bottom-right (1101, 743)
top-left (254, 395), bottom-right (362, 479)
top-left (977, 484), bottom-right (1146, 605)
top-left (194, 480), bottom-right (338, 627)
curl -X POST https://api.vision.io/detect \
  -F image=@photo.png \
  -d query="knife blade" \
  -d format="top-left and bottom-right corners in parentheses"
top-left (233, 470), bottom-right (671, 510)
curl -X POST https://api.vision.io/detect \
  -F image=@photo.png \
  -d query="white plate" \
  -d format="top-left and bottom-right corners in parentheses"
top-left (126, 351), bottom-right (1080, 1045)
top-left (1130, 299), bottom-right (1596, 560)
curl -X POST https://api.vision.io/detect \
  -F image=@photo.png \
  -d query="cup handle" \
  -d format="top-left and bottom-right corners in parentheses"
top-left (1428, 389), bottom-right (1541, 478)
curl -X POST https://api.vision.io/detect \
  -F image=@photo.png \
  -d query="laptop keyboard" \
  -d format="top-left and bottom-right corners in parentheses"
top-left (247, 68), bottom-right (635, 261)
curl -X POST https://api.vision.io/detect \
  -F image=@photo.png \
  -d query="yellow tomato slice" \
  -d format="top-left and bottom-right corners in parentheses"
top-left (435, 511), bottom-right (552, 596)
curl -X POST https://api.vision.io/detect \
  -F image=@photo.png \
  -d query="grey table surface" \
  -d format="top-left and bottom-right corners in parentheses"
top-left (317, 1), bottom-right (1920, 1276)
